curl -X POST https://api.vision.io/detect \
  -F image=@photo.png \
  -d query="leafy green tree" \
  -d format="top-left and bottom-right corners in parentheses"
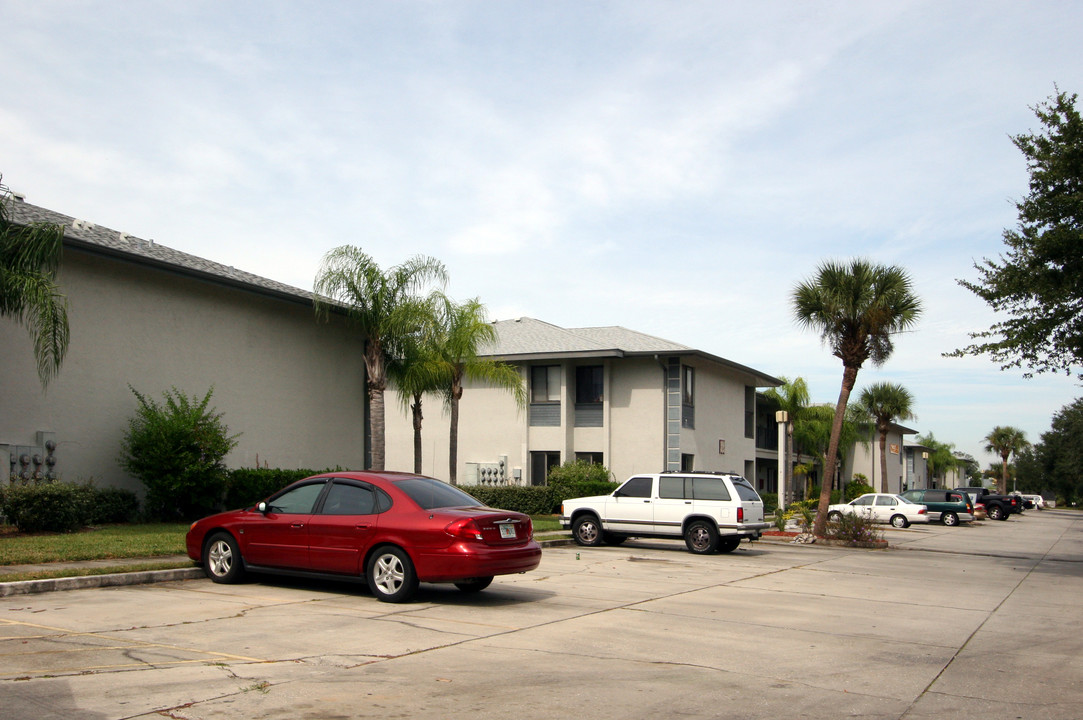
top-left (793, 259), bottom-right (922, 535)
top-left (313, 246), bottom-right (447, 471)
top-left (430, 296), bottom-right (525, 485)
top-left (1015, 402), bottom-right (1083, 503)
top-left (118, 386), bottom-right (240, 520)
top-left (763, 376), bottom-right (810, 506)
top-left (952, 90), bottom-right (1083, 378)
top-left (857, 382), bottom-right (916, 493)
top-left (984, 425), bottom-right (1031, 494)
top-left (0, 179), bottom-right (70, 387)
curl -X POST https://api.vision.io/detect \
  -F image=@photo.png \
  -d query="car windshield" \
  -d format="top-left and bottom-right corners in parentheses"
top-left (395, 476), bottom-right (484, 510)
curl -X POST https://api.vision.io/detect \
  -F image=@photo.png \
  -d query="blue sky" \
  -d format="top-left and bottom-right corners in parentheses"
top-left (3, 1), bottom-right (1081, 468)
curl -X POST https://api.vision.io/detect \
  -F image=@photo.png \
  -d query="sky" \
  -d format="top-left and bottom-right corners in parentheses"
top-left (3, 0), bottom-right (1082, 470)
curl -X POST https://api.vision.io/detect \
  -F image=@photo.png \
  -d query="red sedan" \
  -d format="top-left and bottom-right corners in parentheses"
top-left (186, 471), bottom-right (542, 602)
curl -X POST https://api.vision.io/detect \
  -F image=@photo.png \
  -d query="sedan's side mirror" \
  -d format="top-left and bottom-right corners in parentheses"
top-left (257, 501), bottom-right (268, 513)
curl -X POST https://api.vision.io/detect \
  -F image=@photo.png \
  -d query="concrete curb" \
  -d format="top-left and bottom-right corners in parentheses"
top-left (0, 566), bottom-right (207, 597)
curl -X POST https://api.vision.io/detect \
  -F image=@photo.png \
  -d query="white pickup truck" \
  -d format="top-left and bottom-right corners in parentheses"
top-left (560, 471), bottom-right (770, 554)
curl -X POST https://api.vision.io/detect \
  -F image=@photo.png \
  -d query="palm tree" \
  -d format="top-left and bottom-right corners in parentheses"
top-left (914, 432), bottom-right (959, 488)
top-left (313, 246), bottom-right (447, 470)
top-left (984, 426), bottom-right (1030, 494)
top-left (794, 259), bottom-right (922, 535)
top-left (793, 403), bottom-right (868, 498)
top-left (386, 300), bottom-right (445, 474)
top-left (763, 376), bottom-right (810, 507)
top-left (0, 181), bottom-right (70, 387)
top-left (857, 382), bottom-right (916, 493)
top-left (430, 296), bottom-right (525, 485)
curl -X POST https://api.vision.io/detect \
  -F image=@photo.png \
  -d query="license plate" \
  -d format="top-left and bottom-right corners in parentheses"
top-left (499, 524), bottom-right (517, 539)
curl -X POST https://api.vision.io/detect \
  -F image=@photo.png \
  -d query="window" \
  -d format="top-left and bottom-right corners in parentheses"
top-left (681, 453), bottom-right (695, 471)
top-left (531, 365), bottom-right (560, 403)
top-left (575, 365), bottom-right (603, 404)
top-left (575, 452), bottom-right (604, 465)
top-left (395, 476), bottom-right (482, 510)
top-left (692, 477), bottom-right (731, 501)
top-left (853, 495), bottom-right (874, 506)
top-left (744, 386), bottom-right (755, 439)
top-left (531, 451), bottom-right (561, 486)
top-left (320, 481), bottom-right (377, 515)
top-left (267, 481), bottom-right (326, 514)
top-left (875, 496), bottom-right (897, 507)
top-left (616, 476), bottom-right (652, 498)
top-left (682, 365), bottom-right (695, 428)
top-left (659, 476), bottom-right (687, 499)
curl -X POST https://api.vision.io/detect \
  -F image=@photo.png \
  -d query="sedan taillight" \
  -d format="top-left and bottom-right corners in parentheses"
top-left (445, 518), bottom-right (484, 541)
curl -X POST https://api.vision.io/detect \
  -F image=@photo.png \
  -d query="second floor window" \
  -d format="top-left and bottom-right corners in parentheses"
top-left (576, 365), bottom-right (603, 404)
top-left (531, 365), bottom-right (560, 403)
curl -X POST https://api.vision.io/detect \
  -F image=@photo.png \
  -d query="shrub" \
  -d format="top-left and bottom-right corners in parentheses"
top-left (465, 485), bottom-right (557, 515)
top-left (118, 386), bottom-right (240, 520)
top-left (1, 482), bottom-right (94, 532)
top-left (224, 468), bottom-right (317, 509)
top-left (845, 481), bottom-right (875, 501)
top-left (808, 485), bottom-right (842, 505)
top-left (546, 461), bottom-right (618, 510)
top-left (761, 492), bottom-right (779, 515)
top-left (824, 511), bottom-right (884, 544)
top-left (87, 485), bottom-right (140, 524)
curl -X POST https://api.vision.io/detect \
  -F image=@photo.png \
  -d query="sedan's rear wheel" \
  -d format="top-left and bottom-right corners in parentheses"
top-left (366, 547), bottom-right (419, 603)
top-left (203, 532), bottom-right (245, 584)
top-left (684, 520), bottom-right (719, 554)
top-left (454, 576), bottom-right (494, 593)
top-left (827, 511), bottom-right (843, 522)
top-left (572, 515), bottom-right (603, 546)
top-left (890, 514), bottom-right (910, 529)
top-left (942, 512), bottom-right (959, 526)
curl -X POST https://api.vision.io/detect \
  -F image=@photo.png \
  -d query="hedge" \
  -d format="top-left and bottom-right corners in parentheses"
top-left (1, 482), bottom-right (139, 533)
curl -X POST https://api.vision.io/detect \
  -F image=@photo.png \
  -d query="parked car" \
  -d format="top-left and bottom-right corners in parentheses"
top-left (186, 471), bottom-right (542, 603)
top-left (827, 493), bottom-right (929, 528)
top-left (900, 489), bottom-right (974, 526)
top-left (953, 487), bottom-right (1021, 520)
top-left (561, 471), bottom-right (770, 554)
top-left (1012, 493), bottom-right (1045, 510)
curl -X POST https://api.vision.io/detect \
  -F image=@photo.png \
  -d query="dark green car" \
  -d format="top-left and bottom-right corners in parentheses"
top-left (901, 489), bottom-right (974, 526)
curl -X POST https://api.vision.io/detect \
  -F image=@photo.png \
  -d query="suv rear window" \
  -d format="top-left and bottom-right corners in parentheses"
top-left (692, 477), bottom-right (730, 501)
top-left (731, 477), bottom-right (761, 502)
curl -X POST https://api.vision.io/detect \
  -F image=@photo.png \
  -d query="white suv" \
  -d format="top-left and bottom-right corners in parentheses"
top-left (560, 471), bottom-right (770, 554)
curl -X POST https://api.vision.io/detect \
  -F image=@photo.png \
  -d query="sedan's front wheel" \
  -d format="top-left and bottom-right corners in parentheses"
top-left (890, 514), bottom-right (910, 529)
top-left (367, 547), bottom-right (419, 603)
top-left (203, 532), bottom-right (245, 584)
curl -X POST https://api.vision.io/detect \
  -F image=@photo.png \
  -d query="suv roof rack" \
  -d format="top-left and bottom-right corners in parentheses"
top-left (659, 470), bottom-right (741, 476)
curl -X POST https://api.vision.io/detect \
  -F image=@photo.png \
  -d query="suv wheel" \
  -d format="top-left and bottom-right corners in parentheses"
top-left (684, 520), bottom-right (719, 554)
top-left (942, 512), bottom-right (959, 526)
top-left (572, 515), bottom-right (603, 546)
top-left (717, 537), bottom-right (741, 554)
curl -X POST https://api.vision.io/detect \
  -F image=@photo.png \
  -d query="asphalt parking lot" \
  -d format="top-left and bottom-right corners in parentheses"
top-left (2, 510), bottom-right (1081, 720)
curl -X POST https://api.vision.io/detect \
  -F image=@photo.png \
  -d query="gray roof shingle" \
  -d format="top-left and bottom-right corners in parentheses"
top-left (6, 197), bottom-right (314, 304)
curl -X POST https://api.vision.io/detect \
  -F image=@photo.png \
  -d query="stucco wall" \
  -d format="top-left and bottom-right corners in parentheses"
top-left (1, 248), bottom-right (368, 493)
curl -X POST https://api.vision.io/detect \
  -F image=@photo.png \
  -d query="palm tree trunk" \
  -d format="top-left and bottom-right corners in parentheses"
top-left (369, 385), bottom-right (385, 471)
top-left (448, 395), bottom-right (459, 485)
top-left (879, 429), bottom-right (889, 494)
top-left (814, 364), bottom-right (859, 536)
top-left (411, 393), bottom-right (423, 475)
top-left (1000, 452), bottom-right (1010, 495)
